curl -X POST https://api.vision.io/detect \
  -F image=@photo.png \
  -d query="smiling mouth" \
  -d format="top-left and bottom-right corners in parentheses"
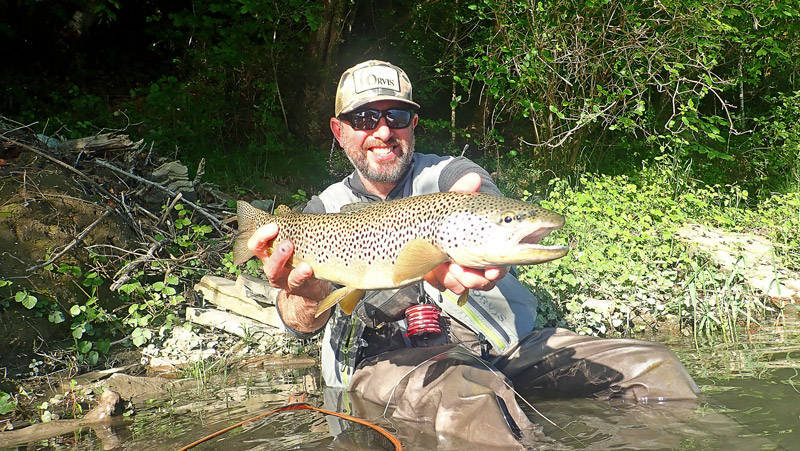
top-left (370, 146), bottom-right (394, 156)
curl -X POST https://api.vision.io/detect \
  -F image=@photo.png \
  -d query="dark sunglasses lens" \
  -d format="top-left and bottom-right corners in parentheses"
top-left (346, 108), bottom-right (413, 130)
top-left (385, 109), bottom-right (412, 128)
top-left (351, 110), bottom-right (380, 130)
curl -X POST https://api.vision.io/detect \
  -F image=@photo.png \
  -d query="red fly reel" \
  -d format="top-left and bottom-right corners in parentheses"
top-left (405, 304), bottom-right (442, 337)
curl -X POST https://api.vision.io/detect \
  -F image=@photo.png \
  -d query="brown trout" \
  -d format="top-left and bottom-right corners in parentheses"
top-left (234, 191), bottom-right (568, 317)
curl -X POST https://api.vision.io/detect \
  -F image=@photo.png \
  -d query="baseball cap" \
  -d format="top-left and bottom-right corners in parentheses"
top-left (334, 60), bottom-right (420, 117)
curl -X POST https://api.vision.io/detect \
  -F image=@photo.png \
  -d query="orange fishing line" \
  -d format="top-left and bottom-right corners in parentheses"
top-left (179, 402), bottom-right (402, 451)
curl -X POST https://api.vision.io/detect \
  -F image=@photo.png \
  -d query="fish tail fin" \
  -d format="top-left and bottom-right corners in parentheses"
top-left (234, 200), bottom-right (270, 265)
top-left (315, 287), bottom-right (365, 318)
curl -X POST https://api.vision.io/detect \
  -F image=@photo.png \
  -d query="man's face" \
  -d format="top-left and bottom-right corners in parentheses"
top-left (333, 100), bottom-right (417, 184)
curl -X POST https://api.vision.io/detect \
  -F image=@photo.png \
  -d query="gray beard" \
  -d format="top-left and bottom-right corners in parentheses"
top-left (343, 139), bottom-right (415, 184)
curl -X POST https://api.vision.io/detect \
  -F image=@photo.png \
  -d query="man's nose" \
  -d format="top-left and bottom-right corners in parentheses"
top-left (371, 117), bottom-right (392, 140)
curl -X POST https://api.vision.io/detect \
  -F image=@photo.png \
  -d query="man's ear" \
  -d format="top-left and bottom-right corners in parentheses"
top-left (330, 117), bottom-right (343, 143)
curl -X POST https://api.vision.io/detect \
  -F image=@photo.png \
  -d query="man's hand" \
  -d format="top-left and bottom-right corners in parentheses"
top-left (423, 172), bottom-right (509, 294)
top-left (247, 223), bottom-right (331, 301)
top-left (247, 223), bottom-right (332, 332)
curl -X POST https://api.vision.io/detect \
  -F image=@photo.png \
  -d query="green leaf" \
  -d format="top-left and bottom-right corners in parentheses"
top-left (119, 282), bottom-right (141, 295)
top-left (0, 392), bottom-right (16, 414)
top-left (77, 341), bottom-right (92, 354)
top-left (131, 327), bottom-right (152, 347)
top-left (15, 292), bottom-right (37, 309)
top-left (48, 311), bottom-right (65, 324)
top-left (70, 305), bottom-right (82, 316)
top-left (96, 339), bottom-right (111, 354)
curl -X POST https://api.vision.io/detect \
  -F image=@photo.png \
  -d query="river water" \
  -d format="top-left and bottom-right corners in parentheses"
top-left (13, 319), bottom-right (800, 449)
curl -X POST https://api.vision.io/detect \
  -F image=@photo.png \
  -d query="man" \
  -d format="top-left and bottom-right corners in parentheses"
top-left (247, 60), bottom-right (699, 447)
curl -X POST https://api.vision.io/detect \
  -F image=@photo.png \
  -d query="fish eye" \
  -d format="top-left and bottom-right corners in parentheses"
top-left (500, 211), bottom-right (514, 224)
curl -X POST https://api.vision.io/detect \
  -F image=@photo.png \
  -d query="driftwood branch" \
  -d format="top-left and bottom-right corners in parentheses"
top-left (0, 134), bottom-right (151, 241)
top-left (0, 135), bottom-right (119, 202)
top-left (109, 240), bottom-right (164, 291)
top-left (27, 208), bottom-right (114, 272)
top-left (94, 159), bottom-right (234, 235)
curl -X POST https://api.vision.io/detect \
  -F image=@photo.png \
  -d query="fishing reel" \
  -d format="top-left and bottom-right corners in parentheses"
top-left (405, 286), bottom-right (442, 338)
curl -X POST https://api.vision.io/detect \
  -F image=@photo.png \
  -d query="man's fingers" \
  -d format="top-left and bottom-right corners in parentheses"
top-left (286, 262), bottom-right (313, 292)
top-left (449, 172), bottom-right (481, 193)
top-left (483, 266), bottom-right (508, 282)
top-left (449, 264), bottom-right (504, 291)
top-left (449, 264), bottom-right (489, 288)
top-left (262, 239), bottom-right (294, 286)
top-left (247, 223), bottom-right (279, 259)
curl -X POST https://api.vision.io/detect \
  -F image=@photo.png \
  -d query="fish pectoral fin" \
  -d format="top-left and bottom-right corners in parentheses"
top-left (393, 238), bottom-right (449, 285)
top-left (314, 287), bottom-right (365, 318)
top-left (338, 288), bottom-right (365, 315)
top-left (457, 289), bottom-right (469, 306)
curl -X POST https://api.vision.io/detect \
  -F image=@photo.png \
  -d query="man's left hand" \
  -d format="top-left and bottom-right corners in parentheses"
top-left (423, 172), bottom-right (509, 294)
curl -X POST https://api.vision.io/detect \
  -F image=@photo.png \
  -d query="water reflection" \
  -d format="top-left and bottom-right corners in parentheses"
top-left (12, 321), bottom-right (800, 449)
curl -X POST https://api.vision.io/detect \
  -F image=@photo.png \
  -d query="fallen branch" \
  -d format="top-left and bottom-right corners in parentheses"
top-left (0, 135), bottom-right (118, 202)
top-left (0, 134), bottom-right (149, 241)
top-left (109, 240), bottom-right (164, 291)
top-left (0, 390), bottom-right (121, 448)
top-left (94, 159), bottom-right (234, 235)
top-left (27, 208), bottom-right (114, 272)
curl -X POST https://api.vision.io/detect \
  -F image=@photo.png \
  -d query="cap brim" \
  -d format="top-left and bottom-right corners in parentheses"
top-left (339, 96), bottom-right (420, 116)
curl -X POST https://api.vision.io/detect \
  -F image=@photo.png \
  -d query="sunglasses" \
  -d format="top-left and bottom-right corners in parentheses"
top-left (339, 108), bottom-right (415, 130)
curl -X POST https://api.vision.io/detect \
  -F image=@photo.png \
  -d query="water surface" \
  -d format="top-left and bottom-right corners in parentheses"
top-left (14, 321), bottom-right (800, 449)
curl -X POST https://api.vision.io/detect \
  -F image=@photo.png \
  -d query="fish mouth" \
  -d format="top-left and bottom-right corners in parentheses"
top-left (505, 222), bottom-right (569, 264)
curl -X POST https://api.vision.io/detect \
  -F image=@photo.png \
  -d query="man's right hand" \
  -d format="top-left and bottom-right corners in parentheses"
top-left (247, 223), bottom-right (332, 331)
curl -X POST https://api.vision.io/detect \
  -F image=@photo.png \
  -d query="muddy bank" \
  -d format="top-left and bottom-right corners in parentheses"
top-left (0, 118), bottom-right (304, 432)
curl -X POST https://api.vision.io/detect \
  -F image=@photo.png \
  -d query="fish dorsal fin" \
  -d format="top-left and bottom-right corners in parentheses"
top-left (340, 202), bottom-right (372, 214)
top-left (393, 238), bottom-right (449, 285)
top-left (315, 287), bottom-right (365, 318)
top-left (274, 204), bottom-right (293, 216)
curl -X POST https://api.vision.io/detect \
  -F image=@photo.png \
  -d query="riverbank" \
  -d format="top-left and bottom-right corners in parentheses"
top-left (1, 118), bottom-right (798, 439)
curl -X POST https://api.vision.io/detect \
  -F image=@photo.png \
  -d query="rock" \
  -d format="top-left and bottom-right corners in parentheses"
top-left (149, 161), bottom-right (196, 202)
top-left (251, 199), bottom-right (274, 212)
top-left (676, 224), bottom-right (800, 303)
top-left (194, 276), bottom-right (284, 328)
top-left (103, 373), bottom-right (177, 403)
top-left (186, 307), bottom-right (280, 341)
top-left (151, 161), bottom-right (189, 182)
top-left (236, 273), bottom-right (280, 306)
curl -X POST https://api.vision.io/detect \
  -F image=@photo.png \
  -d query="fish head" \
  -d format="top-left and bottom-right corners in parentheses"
top-left (437, 194), bottom-right (569, 267)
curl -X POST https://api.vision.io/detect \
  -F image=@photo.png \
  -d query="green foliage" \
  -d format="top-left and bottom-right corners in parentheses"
top-left (62, 265), bottom-right (116, 365)
top-left (404, 0), bottom-right (800, 195)
top-left (120, 0), bottom-right (330, 194)
top-left (14, 291), bottom-right (38, 310)
top-left (522, 163), bottom-right (797, 340)
top-left (0, 392), bottom-right (17, 415)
